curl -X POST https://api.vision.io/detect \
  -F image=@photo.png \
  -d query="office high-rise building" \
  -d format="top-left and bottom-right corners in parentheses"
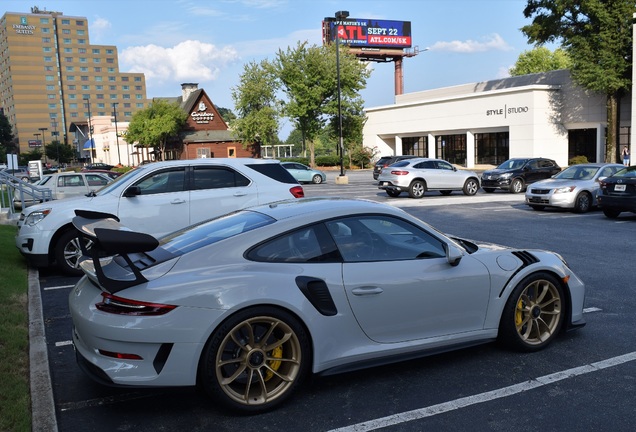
top-left (0, 7), bottom-right (148, 156)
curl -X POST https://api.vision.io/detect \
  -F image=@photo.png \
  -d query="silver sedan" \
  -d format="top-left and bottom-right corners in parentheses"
top-left (377, 158), bottom-right (480, 198)
top-left (69, 197), bottom-right (585, 413)
top-left (525, 163), bottom-right (623, 213)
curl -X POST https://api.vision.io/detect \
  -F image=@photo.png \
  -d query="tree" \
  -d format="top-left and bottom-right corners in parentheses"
top-left (216, 106), bottom-right (237, 125)
top-left (521, 0), bottom-right (634, 162)
top-left (231, 60), bottom-right (281, 150)
top-left (509, 46), bottom-right (571, 76)
top-left (0, 110), bottom-right (15, 162)
top-left (125, 99), bottom-right (188, 161)
top-left (45, 141), bottom-right (75, 165)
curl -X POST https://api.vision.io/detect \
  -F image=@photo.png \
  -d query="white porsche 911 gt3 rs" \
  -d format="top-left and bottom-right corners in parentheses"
top-left (69, 197), bottom-right (585, 413)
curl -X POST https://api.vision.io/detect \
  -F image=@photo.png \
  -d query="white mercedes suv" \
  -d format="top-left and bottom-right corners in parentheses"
top-left (16, 158), bottom-right (303, 274)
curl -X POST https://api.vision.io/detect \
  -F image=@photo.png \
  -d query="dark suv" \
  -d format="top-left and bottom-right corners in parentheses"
top-left (481, 158), bottom-right (561, 193)
top-left (373, 155), bottom-right (418, 180)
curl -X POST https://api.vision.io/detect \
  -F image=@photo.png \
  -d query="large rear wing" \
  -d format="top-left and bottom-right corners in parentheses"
top-left (72, 210), bottom-right (159, 291)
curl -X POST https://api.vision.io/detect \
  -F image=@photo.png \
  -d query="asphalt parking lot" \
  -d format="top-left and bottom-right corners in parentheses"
top-left (31, 169), bottom-right (636, 431)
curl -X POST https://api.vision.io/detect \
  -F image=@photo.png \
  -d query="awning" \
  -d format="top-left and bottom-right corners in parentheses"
top-left (83, 138), bottom-right (95, 149)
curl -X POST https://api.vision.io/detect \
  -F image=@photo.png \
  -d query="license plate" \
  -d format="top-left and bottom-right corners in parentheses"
top-left (614, 184), bottom-right (626, 192)
top-left (381, 182), bottom-right (389, 186)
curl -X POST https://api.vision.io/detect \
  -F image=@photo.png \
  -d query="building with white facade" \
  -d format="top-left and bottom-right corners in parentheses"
top-left (363, 68), bottom-right (632, 168)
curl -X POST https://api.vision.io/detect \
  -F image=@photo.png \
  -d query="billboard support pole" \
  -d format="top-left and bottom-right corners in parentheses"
top-left (395, 57), bottom-right (404, 95)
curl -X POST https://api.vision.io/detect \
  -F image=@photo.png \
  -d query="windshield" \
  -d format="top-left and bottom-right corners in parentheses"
top-left (95, 167), bottom-right (141, 195)
top-left (611, 166), bottom-right (636, 178)
top-left (554, 165), bottom-right (598, 181)
top-left (497, 159), bottom-right (528, 170)
top-left (158, 210), bottom-right (275, 256)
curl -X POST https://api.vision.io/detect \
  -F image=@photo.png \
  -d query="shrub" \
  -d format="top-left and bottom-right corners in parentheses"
top-left (568, 155), bottom-right (589, 165)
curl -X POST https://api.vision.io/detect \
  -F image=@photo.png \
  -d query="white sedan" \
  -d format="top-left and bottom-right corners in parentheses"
top-left (69, 197), bottom-right (585, 413)
top-left (525, 163), bottom-right (623, 213)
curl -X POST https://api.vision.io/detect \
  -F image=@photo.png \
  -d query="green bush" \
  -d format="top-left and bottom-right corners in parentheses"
top-left (568, 155), bottom-right (589, 165)
top-left (316, 155), bottom-right (341, 167)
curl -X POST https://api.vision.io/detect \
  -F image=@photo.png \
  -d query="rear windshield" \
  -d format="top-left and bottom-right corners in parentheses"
top-left (247, 163), bottom-right (298, 184)
top-left (158, 210), bottom-right (275, 256)
top-left (390, 160), bottom-right (412, 168)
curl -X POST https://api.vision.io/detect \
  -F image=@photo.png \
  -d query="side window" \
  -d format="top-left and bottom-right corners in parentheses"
top-left (600, 166), bottom-right (619, 178)
top-left (135, 168), bottom-right (186, 195)
top-left (539, 160), bottom-right (554, 168)
top-left (527, 160), bottom-right (539, 170)
top-left (437, 161), bottom-right (454, 171)
top-left (192, 166), bottom-right (250, 190)
top-left (325, 215), bottom-right (446, 262)
top-left (415, 161), bottom-right (435, 169)
top-left (247, 224), bottom-right (340, 263)
top-left (86, 174), bottom-right (109, 186)
top-left (59, 175), bottom-right (85, 187)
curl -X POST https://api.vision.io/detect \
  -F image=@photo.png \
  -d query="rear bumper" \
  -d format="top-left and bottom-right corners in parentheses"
top-left (597, 195), bottom-right (636, 211)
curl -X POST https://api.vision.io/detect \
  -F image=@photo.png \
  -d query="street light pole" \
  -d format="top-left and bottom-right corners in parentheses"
top-left (335, 10), bottom-right (349, 183)
top-left (38, 127), bottom-right (48, 165)
top-left (112, 103), bottom-right (122, 166)
top-left (83, 98), bottom-right (93, 163)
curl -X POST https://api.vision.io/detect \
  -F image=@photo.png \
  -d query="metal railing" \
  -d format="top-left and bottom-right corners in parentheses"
top-left (0, 171), bottom-right (53, 220)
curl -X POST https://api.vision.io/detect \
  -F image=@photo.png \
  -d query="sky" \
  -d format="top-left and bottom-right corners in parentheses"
top-left (4, 0), bottom-right (544, 139)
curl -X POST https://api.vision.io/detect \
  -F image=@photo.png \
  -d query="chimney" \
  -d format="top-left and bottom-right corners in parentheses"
top-left (181, 83), bottom-right (199, 102)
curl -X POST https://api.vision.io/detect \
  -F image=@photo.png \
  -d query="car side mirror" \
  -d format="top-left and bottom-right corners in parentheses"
top-left (444, 243), bottom-right (463, 267)
top-left (123, 186), bottom-right (141, 197)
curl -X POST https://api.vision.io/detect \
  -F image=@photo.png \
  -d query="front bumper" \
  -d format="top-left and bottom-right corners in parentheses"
top-left (481, 178), bottom-right (511, 189)
top-left (525, 191), bottom-right (576, 208)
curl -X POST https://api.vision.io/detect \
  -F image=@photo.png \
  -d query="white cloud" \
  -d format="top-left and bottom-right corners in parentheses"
top-left (92, 17), bottom-right (111, 31)
top-left (120, 40), bottom-right (239, 85)
top-left (429, 33), bottom-right (513, 53)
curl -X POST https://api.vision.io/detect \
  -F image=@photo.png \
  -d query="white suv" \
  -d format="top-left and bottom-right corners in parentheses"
top-left (16, 158), bottom-right (303, 274)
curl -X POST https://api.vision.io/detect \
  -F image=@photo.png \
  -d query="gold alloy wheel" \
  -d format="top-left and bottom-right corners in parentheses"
top-left (215, 316), bottom-right (302, 406)
top-left (514, 279), bottom-right (562, 345)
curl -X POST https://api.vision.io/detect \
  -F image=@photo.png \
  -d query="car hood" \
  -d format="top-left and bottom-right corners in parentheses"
top-left (482, 168), bottom-right (514, 176)
top-left (529, 178), bottom-right (588, 189)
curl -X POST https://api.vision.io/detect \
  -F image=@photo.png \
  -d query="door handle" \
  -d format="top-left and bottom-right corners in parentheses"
top-left (351, 286), bottom-right (383, 296)
top-left (170, 199), bottom-right (186, 204)
top-left (233, 191), bottom-right (247, 197)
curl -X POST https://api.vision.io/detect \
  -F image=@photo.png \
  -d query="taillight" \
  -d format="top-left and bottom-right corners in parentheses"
top-left (290, 185), bottom-right (304, 198)
top-left (96, 292), bottom-right (177, 316)
top-left (390, 170), bottom-right (410, 176)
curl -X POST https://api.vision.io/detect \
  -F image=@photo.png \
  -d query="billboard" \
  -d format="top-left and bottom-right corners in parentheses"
top-left (324, 18), bottom-right (412, 49)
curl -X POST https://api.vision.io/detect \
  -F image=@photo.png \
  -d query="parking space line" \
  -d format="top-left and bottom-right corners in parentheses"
top-left (327, 351), bottom-right (636, 432)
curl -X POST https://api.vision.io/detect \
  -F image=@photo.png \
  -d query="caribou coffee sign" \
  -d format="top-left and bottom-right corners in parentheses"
top-left (191, 101), bottom-right (214, 124)
top-left (13, 17), bottom-right (35, 35)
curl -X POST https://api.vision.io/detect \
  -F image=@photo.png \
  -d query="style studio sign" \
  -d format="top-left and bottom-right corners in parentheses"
top-left (191, 102), bottom-right (214, 124)
top-left (486, 105), bottom-right (529, 118)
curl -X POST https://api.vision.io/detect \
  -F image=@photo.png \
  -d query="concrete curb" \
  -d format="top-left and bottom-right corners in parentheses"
top-left (28, 267), bottom-right (58, 432)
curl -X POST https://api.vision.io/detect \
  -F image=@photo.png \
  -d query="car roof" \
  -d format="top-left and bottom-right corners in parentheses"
top-left (141, 158), bottom-right (283, 168)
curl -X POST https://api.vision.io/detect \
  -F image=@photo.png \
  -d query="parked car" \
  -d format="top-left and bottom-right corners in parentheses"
top-left (16, 158), bottom-right (304, 275)
top-left (13, 171), bottom-right (113, 208)
top-left (281, 162), bottom-right (326, 184)
top-left (82, 162), bottom-right (114, 171)
top-left (3, 167), bottom-right (32, 182)
top-left (373, 155), bottom-right (418, 180)
top-left (377, 158), bottom-right (480, 198)
top-left (525, 163), bottom-right (623, 213)
top-left (68, 197), bottom-right (585, 413)
top-left (81, 169), bottom-right (123, 180)
top-left (597, 165), bottom-right (636, 218)
top-left (481, 158), bottom-right (561, 193)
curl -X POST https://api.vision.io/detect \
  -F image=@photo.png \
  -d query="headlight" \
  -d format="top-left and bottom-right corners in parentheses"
top-left (554, 186), bottom-right (576, 194)
top-left (24, 208), bottom-right (52, 226)
top-left (499, 173), bottom-right (512, 179)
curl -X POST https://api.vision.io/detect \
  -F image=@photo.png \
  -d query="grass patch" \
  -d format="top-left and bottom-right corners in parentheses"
top-left (0, 223), bottom-right (31, 432)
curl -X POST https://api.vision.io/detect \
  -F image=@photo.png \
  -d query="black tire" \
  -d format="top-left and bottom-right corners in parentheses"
top-left (498, 272), bottom-right (564, 352)
top-left (439, 190), bottom-right (453, 196)
top-left (483, 188), bottom-right (496, 193)
top-left (573, 192), bottom-right (592, 213)
top-left (602, 208), bottom-right (621, 219)
top-left (462, 178), bottom-right (479, 196)
top-left (200, 306), bottom-right (310, 413)
top-left (529, 205), bottom-right (545, 211)
top-left (408, 180), bottom-right (426, 199)
top-left (386, 190), bottom-right (401, 197)
top-left (311, 175), bottom-right (323, 184)
top-left (54, 229), bottom-right (92, 276)
top-left (510, 178), bottom-right (524, 194)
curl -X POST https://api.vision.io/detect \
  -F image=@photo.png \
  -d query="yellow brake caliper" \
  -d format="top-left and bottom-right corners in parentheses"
top-left (265, 346), bottom-right (283, 381)
top-left (515, 299), bottom-right (524, 327)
